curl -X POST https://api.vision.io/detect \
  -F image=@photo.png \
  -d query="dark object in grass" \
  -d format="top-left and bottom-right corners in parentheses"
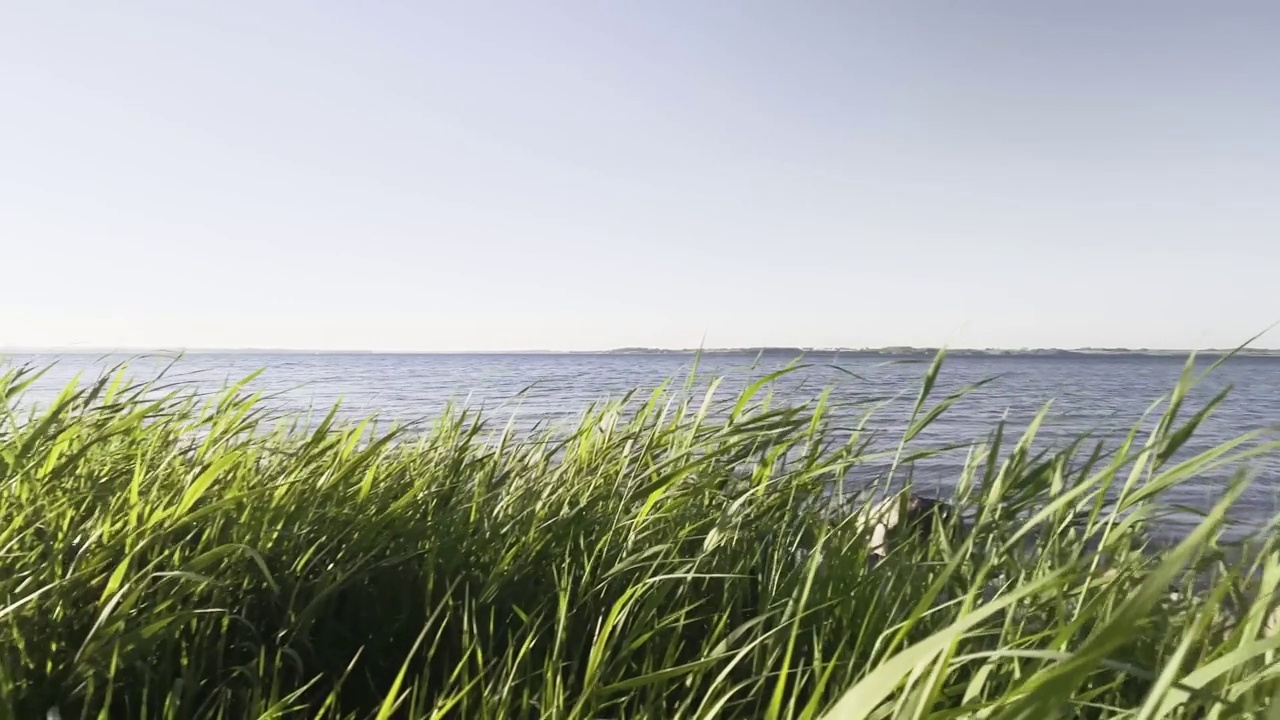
top-left (854, 491), bottom-right (961, 559)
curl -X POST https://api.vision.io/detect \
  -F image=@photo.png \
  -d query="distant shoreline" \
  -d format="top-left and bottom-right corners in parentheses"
top-left (597, 347), bottom-right (1280, 358)
top-left (5, 347), bottom-right (1280, 358)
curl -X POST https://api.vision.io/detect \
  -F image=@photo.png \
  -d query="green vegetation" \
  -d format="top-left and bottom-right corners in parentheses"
top-left (2, 353), bottom-right (1279, 718)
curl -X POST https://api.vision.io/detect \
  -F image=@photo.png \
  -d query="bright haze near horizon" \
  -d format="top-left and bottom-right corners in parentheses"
top-left (2, 3), bottom-right (1277, 353)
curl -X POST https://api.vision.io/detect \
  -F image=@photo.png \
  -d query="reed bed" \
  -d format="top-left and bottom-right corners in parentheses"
top-left (1, 352), bottom-right (1278, 718)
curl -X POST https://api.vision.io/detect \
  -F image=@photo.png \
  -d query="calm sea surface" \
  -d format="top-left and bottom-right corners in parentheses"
top-left (4, 352), bottom-right (1280, 538)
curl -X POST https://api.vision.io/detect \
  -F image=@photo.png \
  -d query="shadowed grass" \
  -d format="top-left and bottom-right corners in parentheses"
top-left (1, 351), bottom-right (1279, 718)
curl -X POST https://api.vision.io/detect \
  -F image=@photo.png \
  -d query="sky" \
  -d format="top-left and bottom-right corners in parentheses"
top-left (2, 2), bottom-right (1277, 352)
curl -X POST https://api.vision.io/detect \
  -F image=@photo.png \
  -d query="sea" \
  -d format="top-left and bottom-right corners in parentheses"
top-left (3, 351), bottom-right (1279, 539)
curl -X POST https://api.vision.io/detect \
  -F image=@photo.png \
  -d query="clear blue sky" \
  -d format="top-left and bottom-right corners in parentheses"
top-left (2, 2), bottom-right (1277, 351)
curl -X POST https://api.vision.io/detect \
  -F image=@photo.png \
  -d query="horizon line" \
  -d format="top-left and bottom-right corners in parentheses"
top-left (3, 345), bottom-right (1279, 355)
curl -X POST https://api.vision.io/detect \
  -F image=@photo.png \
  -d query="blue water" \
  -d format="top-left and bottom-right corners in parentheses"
top-left (4, 351), bottom-right (1280, 536)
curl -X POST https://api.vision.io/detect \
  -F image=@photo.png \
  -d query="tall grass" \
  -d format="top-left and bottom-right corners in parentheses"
top-left (1, 352), bottom-right (1279, 718)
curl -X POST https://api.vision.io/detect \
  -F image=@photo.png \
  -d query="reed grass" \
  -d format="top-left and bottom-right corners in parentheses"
top-left (2, 352), bottom-right (1279, 718)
